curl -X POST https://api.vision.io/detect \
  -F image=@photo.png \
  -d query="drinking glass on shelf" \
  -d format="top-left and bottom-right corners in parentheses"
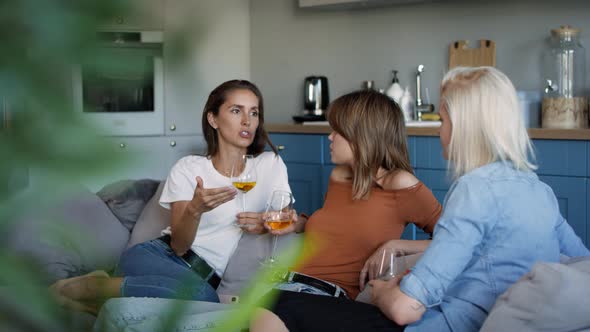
top-left (261, 190), bottom-right (294, 267)
top-left (378, 248), bottom-right (407, 281)
top-left (231, 154), bottom-right (257, 214)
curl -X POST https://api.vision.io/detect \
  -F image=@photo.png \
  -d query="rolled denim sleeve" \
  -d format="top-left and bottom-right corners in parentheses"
top-left (555, 214), bottom-right (590, 257)
top-left (400, 177), bottom-right (495, 307)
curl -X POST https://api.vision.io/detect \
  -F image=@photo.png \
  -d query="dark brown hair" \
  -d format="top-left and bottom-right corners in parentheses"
top-left (327, 90), bottom-right (412, 200)
top-left (201, 80), bottom-right (277, 157)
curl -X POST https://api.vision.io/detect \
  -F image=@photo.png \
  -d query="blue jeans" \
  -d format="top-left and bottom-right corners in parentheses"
top-left (114, 239), bottom-right (219, 303)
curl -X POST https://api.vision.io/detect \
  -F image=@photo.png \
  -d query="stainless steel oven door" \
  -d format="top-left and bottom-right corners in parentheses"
top-left (72, 52), bottom-right (164, 136)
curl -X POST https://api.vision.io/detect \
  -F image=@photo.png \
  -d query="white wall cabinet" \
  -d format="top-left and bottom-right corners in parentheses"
top-left (101, 0), bottom-right (165, 31)
top-left (163, 0), bottom-right (251, 136)
top-left (83, 135), bottom-right (206, 191)
top-left (298, 0), bottom-right (438, 9)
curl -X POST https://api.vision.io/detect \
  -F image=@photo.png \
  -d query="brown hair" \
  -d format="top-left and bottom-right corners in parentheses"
top-left (201, 80), bottom-right (277, 157)
top-left (327, 90), bottom-right (412, 200)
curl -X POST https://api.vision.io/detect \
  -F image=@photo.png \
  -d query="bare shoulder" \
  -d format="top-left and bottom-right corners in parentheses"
top-left (330, 165), bottom-right (353, 182)
top-left (381, 170), bottom-right (420, 190)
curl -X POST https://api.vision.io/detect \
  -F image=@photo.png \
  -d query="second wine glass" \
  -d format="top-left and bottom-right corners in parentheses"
top-left (262, 190), bottom-right (294, 266)
top-left (231, 154), bottom-right (257, 213)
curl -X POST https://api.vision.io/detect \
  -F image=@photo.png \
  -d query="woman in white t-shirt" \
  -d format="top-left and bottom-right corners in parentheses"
top-left (50, 80), bottom-right (292, 314)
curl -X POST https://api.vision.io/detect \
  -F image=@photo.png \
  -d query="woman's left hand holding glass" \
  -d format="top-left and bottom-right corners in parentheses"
top-left (235, 212), bottom-right (266, 234)
top-left (263, 210), bottom-right (302, 236)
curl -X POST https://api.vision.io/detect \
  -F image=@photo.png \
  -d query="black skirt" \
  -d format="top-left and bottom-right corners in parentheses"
top-left (262, 290), bottom-right (405, 332)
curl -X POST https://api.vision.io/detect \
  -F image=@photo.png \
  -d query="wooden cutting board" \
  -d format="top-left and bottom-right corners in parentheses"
top-left (449, 40), bottom-right (496, 69)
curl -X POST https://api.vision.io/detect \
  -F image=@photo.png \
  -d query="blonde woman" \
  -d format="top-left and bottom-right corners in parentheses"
top-left (253, 67), bottom-right (590, 332)
top-left (252, 90), bottom-right (442, 331)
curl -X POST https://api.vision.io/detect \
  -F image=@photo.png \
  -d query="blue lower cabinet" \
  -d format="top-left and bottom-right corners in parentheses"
top-left (400, 225), bottom-right (431, 241)
top-left (534, 140), bottom-right (587, 177)
top-left (539, 176), bottom-right (587, 246)
top-left (286, 163), bottom-right (323, 216)
top-left (321, 165), bottom-right (335, 199)
top-left (407, 136), bottom-right (417, 169)
top-left (415, 169), bottom-right (451, 204)
top-left (271, 134), bottom-right (323, 164)
top-left (415, 136), bottom-right (446, 170)
top-left (401, 225), bottom-right (414, 240)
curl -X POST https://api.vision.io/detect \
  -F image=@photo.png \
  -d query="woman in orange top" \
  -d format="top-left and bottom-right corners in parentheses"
top-left (252, 90), bottom-right (442, 331)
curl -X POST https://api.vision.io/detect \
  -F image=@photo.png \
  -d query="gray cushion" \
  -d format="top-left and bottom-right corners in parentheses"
top-left (127, 182), bottom-right (170, 248)
top-left (217, 232), bottom-right (300, 297)
top-left (97, 179), bottom-right (160, 231)
top-left (95, 298), bottom-right (236, 331)
top-left (480, 256), bottom-right (590, 332)
top-left (7, 186), bottom-right (129, 283)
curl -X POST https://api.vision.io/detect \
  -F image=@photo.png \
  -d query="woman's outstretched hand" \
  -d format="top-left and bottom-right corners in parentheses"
top-left (187, 176), bottom-right (237, 216)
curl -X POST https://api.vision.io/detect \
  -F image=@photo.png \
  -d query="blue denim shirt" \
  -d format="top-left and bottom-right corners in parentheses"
top-left (400, 161), bottom-right (590, 332)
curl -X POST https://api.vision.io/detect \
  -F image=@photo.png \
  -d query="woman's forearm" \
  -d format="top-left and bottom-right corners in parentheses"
top-left (390, 288), bottom-right (426, 326)
top-left (170, 203), bottom-right (202, 255)
top-left (386, 239), bottom-right (431, 255)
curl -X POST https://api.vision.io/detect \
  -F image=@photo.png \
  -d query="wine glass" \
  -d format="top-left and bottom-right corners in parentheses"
top-left (262, 190), bottom-right (294, 266)
top-left (231, 154), bottom-right (257, 214)
top-left (378, 248), bottom-right (407, 280)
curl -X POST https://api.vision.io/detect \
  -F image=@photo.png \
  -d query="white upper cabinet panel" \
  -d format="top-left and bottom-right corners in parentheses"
top-left (163, 0), bottom-right (250, 136)
top-left (299, 0), bottom-right (441, 9)
top-left (101, 0), bottom-right (165, 31)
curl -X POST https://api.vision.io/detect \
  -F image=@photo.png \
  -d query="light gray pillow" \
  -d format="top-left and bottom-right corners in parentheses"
top-left (127, 182), bottom-right (170, 248)
top-left (8, 186), bottom-right (130, 283)
top-left (217, 232), bottom-right (301, 298)
top-left (480, 257), bottom-right (590, 332)
top-left (97, 179), bottom-right (160, 231)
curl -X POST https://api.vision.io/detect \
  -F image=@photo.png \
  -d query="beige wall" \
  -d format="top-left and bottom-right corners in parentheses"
top-left (250, 0), bottom-right (590, 123)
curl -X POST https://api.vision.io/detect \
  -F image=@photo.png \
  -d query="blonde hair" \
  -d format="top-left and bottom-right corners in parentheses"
top-left (441, 66), bottom-right (536, 179)
top-left (328, 90), bottom-right (412, 200)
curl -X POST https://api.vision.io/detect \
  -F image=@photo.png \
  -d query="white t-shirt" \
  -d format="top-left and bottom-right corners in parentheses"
top-left (159, 151), bottom-right (291, 276)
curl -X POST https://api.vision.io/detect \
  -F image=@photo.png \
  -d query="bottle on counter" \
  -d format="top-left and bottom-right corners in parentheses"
top-left (386, 70), bottom-right (404, 104)
top-left (542, 25), bottom-right (588, 129)
top-left (400, 86), bottom-right (414, 122)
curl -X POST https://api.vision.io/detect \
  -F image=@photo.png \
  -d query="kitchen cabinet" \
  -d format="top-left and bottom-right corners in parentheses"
top-left (101, 0), bottom-right (165, 31)
top-left (413, 136), bottom-right (589, 246)
top-left (83, 135), bottom-right (205, 191)
top-left (298, 0), bottom-right (439, 9)
top-left (163, 0), bottom-right (250, 136)
top-left (539, 176), bottom-right (587, 245)
top-left (270, 134), bottom-right (325, 215)
top-left (269, 132), bottom-right (590, 245)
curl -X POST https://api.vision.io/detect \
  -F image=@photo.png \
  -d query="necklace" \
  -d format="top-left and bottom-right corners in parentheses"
top-left (212, 157), bottom-right (244, 177)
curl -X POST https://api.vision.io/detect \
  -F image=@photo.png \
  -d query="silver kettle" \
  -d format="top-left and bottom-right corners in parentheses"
top-left (303, 76), bottom-right (329, 116)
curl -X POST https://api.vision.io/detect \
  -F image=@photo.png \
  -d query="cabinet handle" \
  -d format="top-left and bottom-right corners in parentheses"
top-left (277, 145), bottom-right (285, 151)
top-left (115, 16), bottom-right (124, 24)
top-left (119, 143), bottom-right (126, 149)
top-left (170, 140), bottom-right (176, 147)
top-left (170, 124), bottom-right (176, 131)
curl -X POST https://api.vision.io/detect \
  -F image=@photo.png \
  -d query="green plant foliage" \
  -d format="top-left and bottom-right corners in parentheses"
top-left (0, 0), bottom-right (133, 330)
top-left (1, 1), bottom-right (305, 331)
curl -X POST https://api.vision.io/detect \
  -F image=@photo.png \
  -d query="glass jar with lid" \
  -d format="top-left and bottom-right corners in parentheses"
top-left (542, 25), bottom-right (588, 129)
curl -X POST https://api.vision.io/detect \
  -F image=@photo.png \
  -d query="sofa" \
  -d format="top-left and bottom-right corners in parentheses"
top-left (7, 179), bottom-right (590, 331)
top-left (7, 179), bottom-right (298, 331)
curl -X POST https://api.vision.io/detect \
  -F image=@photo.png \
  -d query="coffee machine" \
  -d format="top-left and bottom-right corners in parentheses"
top-left (294, 76), bottom-right (329, 122)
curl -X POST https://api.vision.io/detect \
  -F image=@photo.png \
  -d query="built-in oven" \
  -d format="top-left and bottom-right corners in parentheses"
top-left (72, 31), bottom-right (164, 136)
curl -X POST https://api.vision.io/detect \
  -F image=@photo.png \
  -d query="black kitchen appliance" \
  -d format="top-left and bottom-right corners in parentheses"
top-left (294, 76), bottom-right (329, 122)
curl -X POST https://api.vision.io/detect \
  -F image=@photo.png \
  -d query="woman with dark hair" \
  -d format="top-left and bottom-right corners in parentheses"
top-left (251, 89), bottom-right (442, 331)
top-left (50, 80), bottom-right (292, 314)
